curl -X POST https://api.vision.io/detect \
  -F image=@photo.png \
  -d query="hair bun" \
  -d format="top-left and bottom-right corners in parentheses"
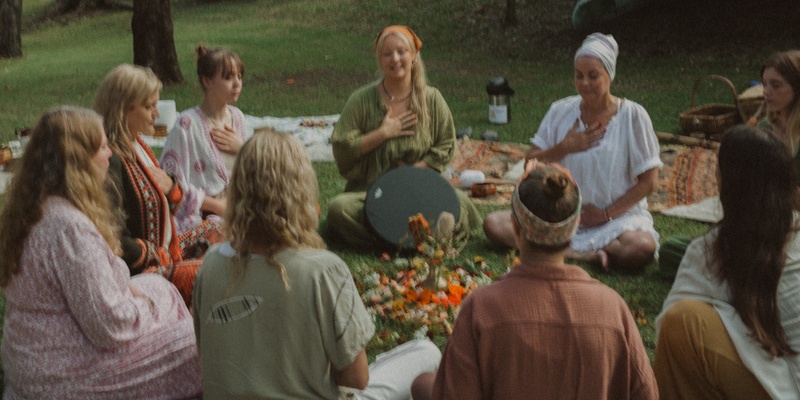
top-left (542, 173), bottom-right (568, 199)
top-left (195, 44), bottom-right (209, 61)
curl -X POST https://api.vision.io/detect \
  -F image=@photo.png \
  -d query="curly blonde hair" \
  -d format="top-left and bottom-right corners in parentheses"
top-left (93, 64), bottom-right (162, 160)
top-left (224, 127), bottom-right (325, 289)
top-left (0, 106), bottom-right (120, 287)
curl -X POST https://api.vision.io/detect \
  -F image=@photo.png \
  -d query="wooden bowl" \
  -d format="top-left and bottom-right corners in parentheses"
top-left (471, 182), bottom-right (497, 197)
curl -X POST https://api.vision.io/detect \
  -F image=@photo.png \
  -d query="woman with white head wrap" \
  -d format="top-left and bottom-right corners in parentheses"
top-left (484, 33), bottom-right (662, 274)
top-left (575, 32), bottom-right (619, 80)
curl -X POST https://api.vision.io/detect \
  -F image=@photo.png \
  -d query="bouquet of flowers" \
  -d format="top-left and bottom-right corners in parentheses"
top-left (360, 212), bottom-right (493, 343)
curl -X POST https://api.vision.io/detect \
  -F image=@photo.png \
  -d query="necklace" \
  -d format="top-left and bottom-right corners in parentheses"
top-left (382, 79), bottom-right (411, 103)
top-left (201, 106), bottom-right (230, 130)
top-left (580, 97), bottom-right (617, 127)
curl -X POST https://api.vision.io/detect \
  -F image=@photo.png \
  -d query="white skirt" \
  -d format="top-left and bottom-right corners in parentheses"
top-left (570, 203), bottom-right (660, 254)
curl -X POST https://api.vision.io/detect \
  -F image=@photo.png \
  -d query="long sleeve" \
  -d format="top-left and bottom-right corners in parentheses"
top-left (421, 88), bottom-right (456, 172)
top-left (108, 152), bottom-right (150, 272)
top-left (160, 112), bottom-right (209, 233)
top-left (331, 84), bottom-right (457, 192)
top-left (107, 152), bottom-right (175, 272)
top-left (35, 202), bottom-right (155, 349)
top-left (330, 85), bottom-right (378, 186)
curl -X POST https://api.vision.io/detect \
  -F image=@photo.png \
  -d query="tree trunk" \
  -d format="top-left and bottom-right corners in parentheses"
top-left (504, 0), bottom-right (518, 28)
top-left (0, 0), bottom-right (22, 58)
top-left (131, 0), bottom-right (183, 84)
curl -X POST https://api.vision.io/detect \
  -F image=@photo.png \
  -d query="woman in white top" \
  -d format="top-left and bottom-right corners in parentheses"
top-left (654, 125), bottom-right (800, 399)
top-left (484, 33), bottom-right (662, 273)
top-left (161, 44), bottom-right (247, 233)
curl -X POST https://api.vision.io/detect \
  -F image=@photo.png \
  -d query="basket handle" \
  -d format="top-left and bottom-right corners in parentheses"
top-left (690, 74), bottom-right (745, 121)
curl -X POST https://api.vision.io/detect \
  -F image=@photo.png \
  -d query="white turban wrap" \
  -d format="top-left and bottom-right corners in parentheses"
top-left (574, 33), bottom-right (619, 81)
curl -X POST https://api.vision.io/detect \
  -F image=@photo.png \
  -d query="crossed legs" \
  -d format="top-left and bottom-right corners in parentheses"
top-left (483, 210), bottom-right (655, 273)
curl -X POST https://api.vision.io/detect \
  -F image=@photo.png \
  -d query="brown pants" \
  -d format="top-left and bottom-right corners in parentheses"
top-left (654, 299), bottom-right (771, 400)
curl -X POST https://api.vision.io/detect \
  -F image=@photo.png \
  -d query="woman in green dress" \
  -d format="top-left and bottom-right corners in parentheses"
top-left (328, 25), bottom-right (480, 248)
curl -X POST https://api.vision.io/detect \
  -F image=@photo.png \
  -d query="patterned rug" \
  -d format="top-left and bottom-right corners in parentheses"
top-left (649, 144), bottom-right (718, 212)
top-left (445, 138), bottom-right (719, 210)
top-left (447, 138), bottom-right (529, 205)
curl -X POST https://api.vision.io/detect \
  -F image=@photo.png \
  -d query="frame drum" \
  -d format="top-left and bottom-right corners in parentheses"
top-left (365, 166), bottom-right (460, 248)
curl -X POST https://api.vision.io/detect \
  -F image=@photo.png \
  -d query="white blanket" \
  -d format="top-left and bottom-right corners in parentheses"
top-left (1, 115), bottom-right (339, 196)
top-left (659, 196), bottom-right (722, 223)
top-left (140, 114), bottom-right (339, 162)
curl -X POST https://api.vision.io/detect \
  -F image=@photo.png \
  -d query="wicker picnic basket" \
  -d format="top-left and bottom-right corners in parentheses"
top-left (679, 75), bottom-right (745, 139)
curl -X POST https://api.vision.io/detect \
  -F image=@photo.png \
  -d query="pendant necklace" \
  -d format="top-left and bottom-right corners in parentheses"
top-left (382, 79), bottom-right (411, 103)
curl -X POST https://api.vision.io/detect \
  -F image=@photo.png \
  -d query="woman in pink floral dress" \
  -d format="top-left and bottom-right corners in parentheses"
top-left (0, 107), bottom-right (201, 399)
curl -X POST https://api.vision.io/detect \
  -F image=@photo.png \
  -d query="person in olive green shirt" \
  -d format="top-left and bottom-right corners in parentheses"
top-left (328, 25), bottom-right (480, 248)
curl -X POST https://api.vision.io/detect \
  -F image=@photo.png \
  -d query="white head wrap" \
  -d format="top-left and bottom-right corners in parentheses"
top-left (574, 33), bottom-right (619, 81)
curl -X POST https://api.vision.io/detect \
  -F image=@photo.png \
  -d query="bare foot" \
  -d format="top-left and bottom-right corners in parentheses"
top-left (566, 249), bottom-right (610, 272)
top-left (596, 249), bottom-right (610, 272)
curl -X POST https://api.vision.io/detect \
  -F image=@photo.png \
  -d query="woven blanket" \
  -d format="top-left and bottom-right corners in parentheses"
top-left (447, 138), bottom-right (530, 205)
top-left (649, 144), bottom-right (719, 212)
top-left (444, 139), bottom-right (719, 210)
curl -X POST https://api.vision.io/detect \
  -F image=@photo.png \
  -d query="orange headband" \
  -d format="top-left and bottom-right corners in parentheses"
top-left (373, 25), bottom-right (423, 52)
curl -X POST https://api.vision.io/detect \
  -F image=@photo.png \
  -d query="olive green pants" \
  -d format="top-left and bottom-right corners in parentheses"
top-left (654, 299), bottom-right (771, 400)
top-left (327, 189), bottom-right (481, 249)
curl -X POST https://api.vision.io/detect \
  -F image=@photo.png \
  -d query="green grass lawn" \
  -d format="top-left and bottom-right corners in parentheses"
top-left (1, 0), bottom-right (798, 375)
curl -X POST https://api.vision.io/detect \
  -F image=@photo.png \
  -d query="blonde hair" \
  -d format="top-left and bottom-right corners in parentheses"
top-left (93, 64), bottom-right (162, 160)
top-left (223, 128), bottom-right (325, 289)
top-left (0, 106), bottom-right (120, 287)
top-left (374, 31), bottom-right (430, 133)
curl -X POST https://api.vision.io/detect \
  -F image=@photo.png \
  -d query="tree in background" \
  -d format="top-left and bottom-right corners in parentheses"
top-left (504, 0), bottom-right (518, 28)
top-left (131, 0), bottom-right (183, 84)
top-left (0, 0), bottom-right (22, 58)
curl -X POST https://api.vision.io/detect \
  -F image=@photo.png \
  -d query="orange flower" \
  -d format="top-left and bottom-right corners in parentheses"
top-left (447, 283), bottom-right (466, 306)
top-left (408, 213), bottom-right (431, 247)
top-left (418, 288), bottom-right (433, 305)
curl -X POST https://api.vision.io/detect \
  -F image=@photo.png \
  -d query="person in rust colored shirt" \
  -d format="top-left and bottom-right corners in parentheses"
top-left (412, 161), bottom-right (658, 400)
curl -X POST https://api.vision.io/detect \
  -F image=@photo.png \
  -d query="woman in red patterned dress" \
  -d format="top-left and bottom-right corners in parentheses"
top-left (94, 64), bottom-right (223, 305)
